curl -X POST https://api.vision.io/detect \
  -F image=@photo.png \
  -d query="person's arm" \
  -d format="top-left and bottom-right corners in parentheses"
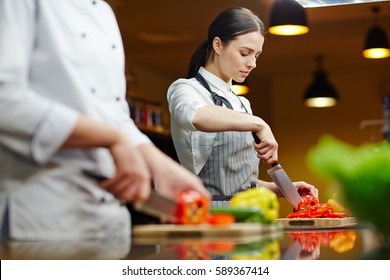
top-left (60, 115), bottom-right (152, 202)
top-left (193, 105), bottom-right (278, 164)
top-left (137, 144), bottom-right (211, 199)
top-left (258, 179), bottom-right (319, 198)
top-left (168, 82), bottom-right (278, 164)
top-left (0, 1), bottom-right (83, 164)
top-left (258, 179), bottom-right (283, 197)
top-left (65, 115), bottom-right (210, 202)
top-left (192, 105), bottom-right (263, 132)
top-left (61, 115), bottom-right (123, 148)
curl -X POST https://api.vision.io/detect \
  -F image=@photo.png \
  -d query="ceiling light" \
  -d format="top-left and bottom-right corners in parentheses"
top-left (363, 6), bottom-right (390, 59)
top-left (268, 0), bottom-right (309, 36)
top-left (295, 0), bottom-right (389, 8)
top-left (232, 80), bottom-right (249, 95)
top-left (304, 55), bottom-right (338, 108)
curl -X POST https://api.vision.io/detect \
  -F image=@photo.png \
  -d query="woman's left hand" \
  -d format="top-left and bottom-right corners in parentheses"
top-left (293, 181), bottom-right (319, 198)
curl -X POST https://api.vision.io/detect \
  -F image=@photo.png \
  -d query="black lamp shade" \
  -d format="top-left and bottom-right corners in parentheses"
top-left (269, 0), bottom-right (309, 36)
top-left (365, 25), bottom-right (389, 49)
top-left (362, 6), bottom-right (390, 59)
top-left (363, 25), bottom-right (390, 59)
top-left (304, 71), bottom-right (338, 108)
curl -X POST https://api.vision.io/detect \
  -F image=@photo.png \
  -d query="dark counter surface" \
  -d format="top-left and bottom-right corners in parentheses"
top-left (1, 225), bottom-right (389, 260)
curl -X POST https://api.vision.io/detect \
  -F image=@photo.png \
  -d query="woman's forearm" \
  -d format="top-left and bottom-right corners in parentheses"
top-left (192, 105), bottom-right (265, 133)
top-left (258, 179), bottom-right (283, 197)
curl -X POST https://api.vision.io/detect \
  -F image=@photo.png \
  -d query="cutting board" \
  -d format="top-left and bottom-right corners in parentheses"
top-left (278, 217), bottom-right (358, 230)
top-left (132, 222), bottom-right (282, 240)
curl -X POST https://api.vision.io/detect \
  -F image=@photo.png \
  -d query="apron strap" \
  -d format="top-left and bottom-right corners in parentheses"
top-left (194, 73), bottom-right (233, 109)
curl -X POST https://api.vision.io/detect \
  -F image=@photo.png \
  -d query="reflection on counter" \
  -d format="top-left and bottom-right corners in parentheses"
top-left (1, 228), bottom-right (389, 260)
top-left (284, 230), bottom-right (357, 260)
top-left (127, 227), bottom-right (390, 260)
top-left (0, 237), bottom-right (131, 260)
top-left (127, 230), bottom-right (360, 260)
top-left (127, 234), bottom-right (282, 260)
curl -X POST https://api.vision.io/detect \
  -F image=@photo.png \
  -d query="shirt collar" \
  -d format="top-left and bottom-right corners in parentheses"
top-left (198, 67), bottom-right (233, 94)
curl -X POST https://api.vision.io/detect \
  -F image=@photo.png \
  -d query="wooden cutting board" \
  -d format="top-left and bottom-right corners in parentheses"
top-left (132, 222), bottom-right (282, 240)
top-left (278, 217), bottom-right (358, 230)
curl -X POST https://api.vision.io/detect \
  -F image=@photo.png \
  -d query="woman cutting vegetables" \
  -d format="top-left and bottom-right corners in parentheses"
top-left (167, 7), bottom-right (318, 206)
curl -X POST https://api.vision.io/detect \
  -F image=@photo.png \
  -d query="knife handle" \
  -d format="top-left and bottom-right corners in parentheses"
top-left (83, 169), bottom-right (160, 190)
top-left (252, 132), bottom-right (260, 144)
top-left (252, 132), bottom-right (279, 167)
top-left (83, 170), bottom-right (108, 181)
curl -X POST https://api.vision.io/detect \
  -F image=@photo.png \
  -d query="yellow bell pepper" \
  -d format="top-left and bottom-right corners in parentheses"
top-left (230, 187), bottom-right (279, 222)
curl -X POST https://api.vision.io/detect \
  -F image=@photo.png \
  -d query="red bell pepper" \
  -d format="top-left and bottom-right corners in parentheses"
top-left (175, 189), bottom-right (210, 224)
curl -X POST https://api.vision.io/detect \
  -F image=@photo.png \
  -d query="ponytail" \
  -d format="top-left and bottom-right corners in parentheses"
top-left (187, 40), bottom-right (209, 78)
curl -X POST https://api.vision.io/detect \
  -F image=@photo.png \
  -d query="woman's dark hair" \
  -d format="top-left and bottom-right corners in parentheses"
top-left (187, 7), bottom-right (266, 78)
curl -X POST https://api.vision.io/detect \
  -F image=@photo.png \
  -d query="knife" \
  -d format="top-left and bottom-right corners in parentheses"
top-left (267, 162), bottom-right (302, 209)
top-left (252, 132), bottom-right (302, 209)
top-left (82, 170), bottom-right (179, 223)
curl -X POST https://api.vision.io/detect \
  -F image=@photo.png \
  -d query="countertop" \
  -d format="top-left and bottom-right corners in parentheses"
top-left (1, 225), bottom-right (389, 260)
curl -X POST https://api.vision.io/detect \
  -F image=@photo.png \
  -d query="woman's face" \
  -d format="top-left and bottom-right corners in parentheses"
top-left (213, 31), bottom-right (264, 83)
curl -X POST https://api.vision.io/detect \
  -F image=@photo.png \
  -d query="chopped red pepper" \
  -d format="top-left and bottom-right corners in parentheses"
top-left (295, 194), bottom-right (319, 212)
top-left (289, 194), bottom-right (346, 219)
top-left (206, 213), bottom-right (235, 225)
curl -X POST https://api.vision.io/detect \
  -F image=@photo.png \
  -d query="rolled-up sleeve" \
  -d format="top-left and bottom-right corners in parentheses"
top-left (167, 80), bottom-right (209, 131)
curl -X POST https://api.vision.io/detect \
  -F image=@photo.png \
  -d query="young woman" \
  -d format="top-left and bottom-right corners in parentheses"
top-left (167, 7), bottom-right (317, 206)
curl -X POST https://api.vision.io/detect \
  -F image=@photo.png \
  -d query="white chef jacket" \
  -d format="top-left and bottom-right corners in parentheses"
top-left (0, 0), bottom-right (151, 240)
top-left (167, 67), bottom-right (252, 175)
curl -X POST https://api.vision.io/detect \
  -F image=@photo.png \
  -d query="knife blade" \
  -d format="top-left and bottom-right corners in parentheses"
top-left (82, 170), bottom-right (179, 223)
top-left (252, 132), bottom-right (302, 209)
top-left (267, 163), bottom-right (302, 209)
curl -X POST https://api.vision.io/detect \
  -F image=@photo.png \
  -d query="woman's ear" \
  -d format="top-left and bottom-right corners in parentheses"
top-left (212, 37), bottom-right (223, 55)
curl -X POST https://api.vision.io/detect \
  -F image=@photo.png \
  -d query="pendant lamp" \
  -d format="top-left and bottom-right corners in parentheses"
top-left (232, 80), bottom-right (249, 95)
top-left (363, 6), bottom-right (390, 59)
top-left (304, 55), bottom-right (338, 108)
top-left (268, 0), bottom-right (309, 36)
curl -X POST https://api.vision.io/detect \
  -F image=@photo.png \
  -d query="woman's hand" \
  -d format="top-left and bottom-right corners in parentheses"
top-left (253, 125), bottom-right (278, 165)
top-left (293, 181), bottom-right (319, 198)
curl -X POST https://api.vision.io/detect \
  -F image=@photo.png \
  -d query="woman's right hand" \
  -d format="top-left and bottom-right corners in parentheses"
top-left (253, 125), bottom-right (278, 165)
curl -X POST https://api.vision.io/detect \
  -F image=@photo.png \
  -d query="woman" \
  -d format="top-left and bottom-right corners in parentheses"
top-left (167, 7), bottom-right (317, 206)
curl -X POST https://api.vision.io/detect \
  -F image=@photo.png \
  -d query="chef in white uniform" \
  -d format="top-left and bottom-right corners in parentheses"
top-left (0, 0), bottom-right (208, 241)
